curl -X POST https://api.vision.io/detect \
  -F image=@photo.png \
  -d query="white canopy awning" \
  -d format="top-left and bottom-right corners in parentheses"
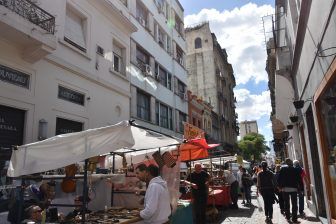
top-left (7, 120), bottom-right (180, 177)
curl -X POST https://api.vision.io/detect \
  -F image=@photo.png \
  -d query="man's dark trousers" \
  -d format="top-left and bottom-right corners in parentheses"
top-left (193, 194), bottom-right (207, 224)
top-left (283, 191), bottom-right (298, 221)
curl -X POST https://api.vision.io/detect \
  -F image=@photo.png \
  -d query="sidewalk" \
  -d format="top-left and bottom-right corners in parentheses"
top-left (213, 186), bottom-right (321, 224)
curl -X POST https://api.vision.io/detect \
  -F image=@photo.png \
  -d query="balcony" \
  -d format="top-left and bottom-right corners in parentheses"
top-left (0, 0), bottom-right (57, 63)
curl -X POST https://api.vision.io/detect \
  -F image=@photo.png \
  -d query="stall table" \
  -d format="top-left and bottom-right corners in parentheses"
top-left (207, 185), bottom-right (231, 207)
top-left (171, 200), bottom-right (193, 224)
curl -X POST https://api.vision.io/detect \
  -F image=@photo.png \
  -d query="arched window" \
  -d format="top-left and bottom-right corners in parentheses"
top-left (195, 37), bottom-right (202, 49)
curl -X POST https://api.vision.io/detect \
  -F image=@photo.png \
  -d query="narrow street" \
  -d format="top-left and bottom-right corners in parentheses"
top-left (212, 187), bottom-right (321, 224)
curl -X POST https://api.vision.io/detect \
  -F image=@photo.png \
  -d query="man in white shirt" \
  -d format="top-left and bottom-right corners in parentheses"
top-left (223, 169), bottom-right (239, 209)
top-left (135, 164), bottom-right (171, 224)
top-left (236, 165), bottom-right (245, 204)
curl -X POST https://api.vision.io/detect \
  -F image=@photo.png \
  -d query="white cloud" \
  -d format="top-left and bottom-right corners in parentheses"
top-left (185, 3), bottom-right (274, 85)
top-left (234, 89), bottom-right (272, 121)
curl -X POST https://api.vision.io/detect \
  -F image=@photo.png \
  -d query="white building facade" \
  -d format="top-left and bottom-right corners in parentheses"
top-left (239, 120), bottom-right (258, 139)
top-left (125, 0), bottom-right (188, 138)
top-left (272, 0), bottom-right (336, 222)
top-left (0, 0), bottom-right (136, 210)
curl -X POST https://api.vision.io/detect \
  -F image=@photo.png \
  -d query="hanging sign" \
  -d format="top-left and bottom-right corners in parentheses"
top-left (183, 122), bottom-right (204, 140)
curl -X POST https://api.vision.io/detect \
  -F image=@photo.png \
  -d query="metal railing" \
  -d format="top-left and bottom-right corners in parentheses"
top-left (0, 0), bottom-right (55, 34)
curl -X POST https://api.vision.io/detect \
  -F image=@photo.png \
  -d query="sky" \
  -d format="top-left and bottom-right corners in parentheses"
top-left (180, 0), bottom-right (275, 142)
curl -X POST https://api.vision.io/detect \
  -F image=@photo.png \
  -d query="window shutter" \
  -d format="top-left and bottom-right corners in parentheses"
top-left (173, 76), bottom-right (178, 94)
top-left (65, 9), bottom-right (86, 48)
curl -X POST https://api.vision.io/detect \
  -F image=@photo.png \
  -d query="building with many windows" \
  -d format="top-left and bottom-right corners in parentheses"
top-left (0, 0), bottom-right (136, 211)
top-left (125, 0), bottom-right (188, 138)
top-left (185, 22), bottom-right (238, 152)
top-left (239, 120), bottom-right (258, 139)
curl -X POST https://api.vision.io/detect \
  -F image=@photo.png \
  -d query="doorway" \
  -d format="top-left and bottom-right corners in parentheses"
top-left (305, 106), bottom-right (327, 218)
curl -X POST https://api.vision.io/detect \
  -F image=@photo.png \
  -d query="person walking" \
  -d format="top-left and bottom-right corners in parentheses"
top-left (184, 163), bottom-right (210, 224)
top-left (274, 164), bottom-right (284, 214)
top-left (135, 164), bottom-right (171, 224)
top-left (241, 168), bottom-right (252, 206)
top-left (278, 158), bottom-right (301, 223)
top-left (223, 166), bottom-right (239, 209)
top-left (237, 165), bottom-right (245, 204)
top-left (257, 161), bottom-right (276, 223)
top-left (293, 159), bottom-right (307, 217)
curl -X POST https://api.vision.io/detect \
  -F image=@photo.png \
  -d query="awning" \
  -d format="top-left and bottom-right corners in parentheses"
top-left (7, 120), bottom-right (180, 177)
top-left (179, 138), bottom-right (220, 161)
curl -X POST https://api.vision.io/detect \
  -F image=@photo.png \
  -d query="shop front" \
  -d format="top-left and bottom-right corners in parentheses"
top-left (315, 61), bottom-right (336, 223)
top-left (0, 104), bottom-right (25, 211)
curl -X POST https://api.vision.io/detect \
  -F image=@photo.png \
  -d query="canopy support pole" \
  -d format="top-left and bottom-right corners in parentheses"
top-left (111, 153), bottom-right (115, 207)
top-left (81, 159), bottom-right (88, 224)
top-left (18, 178), bottom-right (25, 223)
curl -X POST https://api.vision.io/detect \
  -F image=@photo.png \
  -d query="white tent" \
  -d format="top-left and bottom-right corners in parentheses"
top-left (7, 120), bottom-right (181, 177)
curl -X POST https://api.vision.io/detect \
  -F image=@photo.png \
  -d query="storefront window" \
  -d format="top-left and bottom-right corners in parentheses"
top-left (318, 80), bottom-right (336, 217)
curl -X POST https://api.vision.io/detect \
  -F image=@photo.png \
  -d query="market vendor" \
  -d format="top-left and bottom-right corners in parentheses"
top-left (184, 163), bottom-right (210, 224)
top-left (7, 180), bottom-right (56, 223)
top-left (65, 196), bottom-right (91, 222)
top-left (21, 205), bottom-right (43, 224)
top-left (135, 164), bottom-right (171, 224)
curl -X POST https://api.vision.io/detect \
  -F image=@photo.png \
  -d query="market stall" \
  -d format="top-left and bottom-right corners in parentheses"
top-left (7, 120), bottom-right (182, 223)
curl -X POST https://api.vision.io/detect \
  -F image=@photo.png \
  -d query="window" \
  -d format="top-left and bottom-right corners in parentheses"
top-left (156, 102), bottom-right (173, 130)
top-left (137, 91), bottom-right (150, 121)
top-left (176, 44), bottom-right (184, 66)
top-left (113, 44), bottom-right (124, 74)
top-left (64, 5), bottom-right (87, 52)
top-left (174, 13), bottom-right (183, 37)
top-left (167, 36), bottom-right (171, 54)
top-left (177, 79), bottom-right (186, 96)
top-left (178, 111), bottom-right (187, 133)
top-left (136, 46), bottom-right (150, 73)
top-left (155, 63), bottom-right (172, 90)
top-left (136, 1), bottom-right (148, 27)
top-left (195, 37), bottom-right (202, 49)
top-left (136, 47), bottom-right (150, 65)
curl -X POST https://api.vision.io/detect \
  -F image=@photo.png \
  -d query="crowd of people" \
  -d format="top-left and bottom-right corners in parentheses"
top-left (256, 158), bottom-right (307, 224)
top-left (6, 158), bottom-right (307, 224)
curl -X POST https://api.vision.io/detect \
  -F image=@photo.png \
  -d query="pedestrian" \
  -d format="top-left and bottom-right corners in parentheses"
top-left (274, 164), bottom-right (284, 214)
top-left (184, 163), bottom-right (210, 224)
top-left (257, 161), bottom-right (276, 223)
top-left (223, 166), bottom-right (239, 209)
top-left (278, 158), bottom-right (301, 223)
top-left (135, 164), bottom-right (171, 224)
top-left (241, 168), bottom-right (253, 206)
top-left (21, 205), bottom-right (43, 224)
top-left (293, 159), bottom-right (307, 217)
top-left (237, 165), bottom-right (245, 204)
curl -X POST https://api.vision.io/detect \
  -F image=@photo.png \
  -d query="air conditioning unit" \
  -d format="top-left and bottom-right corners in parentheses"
top-left (179, 58), bottom-right (183, 65)
top-left (145, 64), bottom-right (152, 76)
top-left (138, 17), bottom-right (146, 27)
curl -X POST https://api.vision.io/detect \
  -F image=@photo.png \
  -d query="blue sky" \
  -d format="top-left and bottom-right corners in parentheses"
top-left (180, 1), bottom-right (275, 141)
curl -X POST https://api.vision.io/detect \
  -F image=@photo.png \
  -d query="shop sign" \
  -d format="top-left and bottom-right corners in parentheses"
top-left (0, 64), bottom-right (30, 89)
top-left (0, 105), bottom-right (25, 161)
top-left (58, 86), bottom-right (85, 106)
top-left (56, 117), bottom-right (83, 135)
top-left (183, 122), bottom-right (204, 140)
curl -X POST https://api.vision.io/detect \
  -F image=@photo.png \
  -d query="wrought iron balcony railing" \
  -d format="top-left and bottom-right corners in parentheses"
top-left (0, 0), bottom-right (55, 34)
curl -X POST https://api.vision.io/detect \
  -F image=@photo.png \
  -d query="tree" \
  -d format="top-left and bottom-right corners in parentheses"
top-left (238, 132), bottom-right (267, 161)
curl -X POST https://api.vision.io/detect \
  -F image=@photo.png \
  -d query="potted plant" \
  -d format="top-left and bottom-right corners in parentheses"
top-left (293, 100), bottom-right (304, 109)
top-left (287, 124), bottom-right (294, 130)
top-left (289, 115), bottom-right (299, 123)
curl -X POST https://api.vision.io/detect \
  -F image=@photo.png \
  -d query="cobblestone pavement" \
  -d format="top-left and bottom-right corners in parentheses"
top-left (209, 187), bottom-right (321, 224)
